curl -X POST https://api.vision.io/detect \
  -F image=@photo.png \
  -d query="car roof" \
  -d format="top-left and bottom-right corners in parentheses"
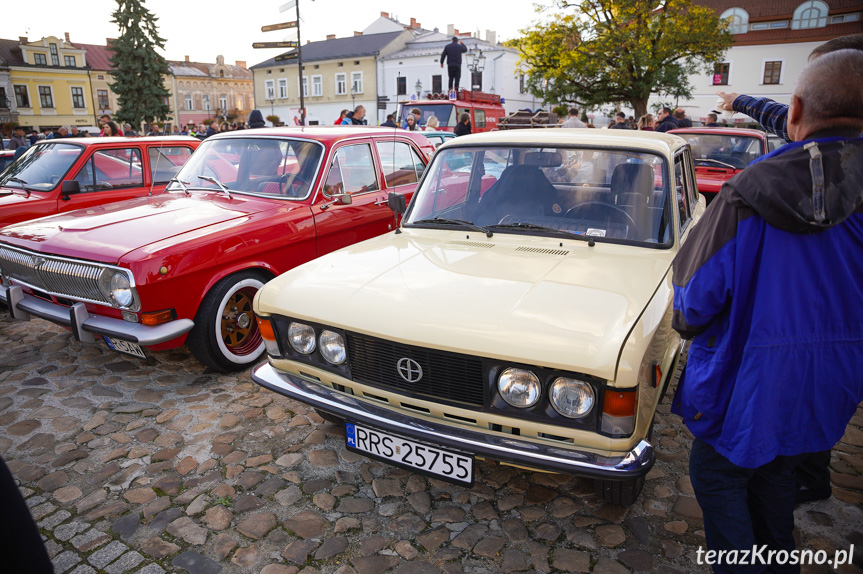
top-left (33, 136), bottom-right (200, 147)
top-left (669, 127), bottom-right (767, 139)
top-left (210, 126), bottom-right (432, 146)
top-left (438, 129), bottom-right (689, 155)
top-left (422, 130), bottom-right (455, 137)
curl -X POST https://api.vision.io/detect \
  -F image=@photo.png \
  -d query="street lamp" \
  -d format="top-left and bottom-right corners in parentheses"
top-left (466, 48), bottom-right (486, 91)
top-left (415, 79), bottom-right (423, 98)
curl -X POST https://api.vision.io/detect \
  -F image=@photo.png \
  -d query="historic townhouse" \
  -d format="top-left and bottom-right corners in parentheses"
top-left (168, 55), bottom-right (254, 129)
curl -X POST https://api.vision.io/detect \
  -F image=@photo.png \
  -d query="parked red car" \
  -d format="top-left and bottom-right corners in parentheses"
top-left (0, 136), bottom-right (200, 227)
top-left (669, 127), bottom-right (769, 203)
top-left (0, 127), bottom-right (432, 371)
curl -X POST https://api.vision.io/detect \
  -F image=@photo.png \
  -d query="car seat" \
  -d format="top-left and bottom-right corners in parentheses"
top-left (474, 165), bottom-right (559, 226)
top-left (610, 162), bottom-right (655, 240)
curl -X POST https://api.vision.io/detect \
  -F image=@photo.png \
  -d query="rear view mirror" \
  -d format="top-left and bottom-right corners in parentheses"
top-left (61, 180), bottom-right (80, 199)
top-left (333, 193), bottom-right (352, 205)
top-left (387, 192), bottom-right (406, 214)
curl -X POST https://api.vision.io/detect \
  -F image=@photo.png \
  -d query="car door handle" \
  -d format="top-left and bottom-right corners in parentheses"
top-left (374, 198), bottom-right (389, 206)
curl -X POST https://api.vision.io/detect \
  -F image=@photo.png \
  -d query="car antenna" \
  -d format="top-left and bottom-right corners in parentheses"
top-left (149, 133), bottom-right (164, 197)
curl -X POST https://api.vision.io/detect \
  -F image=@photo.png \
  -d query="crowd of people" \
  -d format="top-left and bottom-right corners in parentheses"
top-left (556, 106), bottom-right (707, 131)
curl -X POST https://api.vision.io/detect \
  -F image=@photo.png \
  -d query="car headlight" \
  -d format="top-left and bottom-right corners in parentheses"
top-left (288, 322), bottom-right (316, 354)
top-left (319, 330), bottom-right (346, 365)
top-left (549, 377), bottom-right (595, 418)
top-left (109, 273), bottom-right (134, 308)
top-left (498, 368), bottom-right (541, 408)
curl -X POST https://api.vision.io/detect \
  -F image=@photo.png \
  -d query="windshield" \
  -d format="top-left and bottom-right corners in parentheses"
top-left (406, 146), bottom-right (672, 245)
top-left (0, 143), bottom-right (84, 191)
top-left (167, 137), bottom-right (324, 199)
top-left (403, 104), bottom-right (457, 128)
top-left (677, 133), bottom-right (763, 169)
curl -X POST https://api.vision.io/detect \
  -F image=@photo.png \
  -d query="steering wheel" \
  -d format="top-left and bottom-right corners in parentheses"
top-left (279, 173), bottom-right (309, 195)
top-left (564, 201), bottom-right (637, 233)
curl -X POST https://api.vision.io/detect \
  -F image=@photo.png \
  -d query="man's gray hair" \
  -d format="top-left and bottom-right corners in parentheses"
top-left (795, 49), bottom-right (863, 124)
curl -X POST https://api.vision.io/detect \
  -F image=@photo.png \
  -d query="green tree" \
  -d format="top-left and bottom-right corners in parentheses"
top-left (512, 0), bottom-right (734, 118)
top-left (108, 0), bottom-right (172, 129)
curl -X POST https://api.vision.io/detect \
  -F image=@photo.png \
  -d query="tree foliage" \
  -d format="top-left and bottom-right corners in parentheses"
top-left (511, 0), bottom-right (734, 117)
top-left (108, 0), bottom-right (172, 128)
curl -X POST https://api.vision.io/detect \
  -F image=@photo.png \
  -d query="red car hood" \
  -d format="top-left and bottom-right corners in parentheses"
top-left (693, 167), bottom-right (740, 194)
top-left (0, 192), bottom-right (277, 263)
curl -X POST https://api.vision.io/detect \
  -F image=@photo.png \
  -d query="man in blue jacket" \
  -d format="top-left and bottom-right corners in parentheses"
top-left (671, 49), bottom-right (863, 573)
top-left (440, 37), bottom-right (467, 93)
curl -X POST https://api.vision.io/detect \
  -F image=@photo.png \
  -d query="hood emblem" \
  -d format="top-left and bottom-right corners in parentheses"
top-left (397, 358), bottom-right (423, 383)
top-left (32, 256), bottom-right (47, 269)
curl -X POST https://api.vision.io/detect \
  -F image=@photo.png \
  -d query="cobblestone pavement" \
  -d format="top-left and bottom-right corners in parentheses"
top-left (1, 317), bottom-right (862, 574)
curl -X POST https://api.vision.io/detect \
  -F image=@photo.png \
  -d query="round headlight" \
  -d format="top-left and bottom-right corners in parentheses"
top-left (109, 273), bottom-right (134, 308)
top-left (319, 330), bottom-right (346, 365)
top-left (288, 322), bottom-right (316, 354)
top-left (550, 377), bottom-right (595, 418)
top-left (498, 368), bottom-right (541, 408)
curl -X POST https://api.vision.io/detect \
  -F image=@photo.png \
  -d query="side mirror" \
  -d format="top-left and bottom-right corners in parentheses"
top-left (387, 192), bottom-right (406, 215)
top-left (332, 193), bottom-right (352, 205)
top-left (61, 180), bottom-right (80, 199)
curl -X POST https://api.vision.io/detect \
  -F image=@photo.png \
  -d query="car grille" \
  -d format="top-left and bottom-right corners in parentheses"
top-left (0, 244), bottom-right (111, 305)
top-left (346, 331), bottom-right (485, 406)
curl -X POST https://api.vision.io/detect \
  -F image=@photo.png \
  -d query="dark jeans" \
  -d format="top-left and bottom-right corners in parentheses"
top-left (689, 439), bottom-right (809, 574)
top-left (795, 450), bottom-right (832, 503)
top-left (0, 456), bottom-right (54, 573)
top-left (447, 65), bottom-right (461, 91)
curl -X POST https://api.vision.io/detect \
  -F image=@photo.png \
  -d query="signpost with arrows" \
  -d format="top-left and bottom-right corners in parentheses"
top-left (254, 0), bottom-right (306, 125)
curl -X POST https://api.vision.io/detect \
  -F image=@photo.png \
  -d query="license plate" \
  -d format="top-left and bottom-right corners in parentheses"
top-left (346, 422), bottom-right (473, 486)
top-left (103, 336), bottom-right (146, 359)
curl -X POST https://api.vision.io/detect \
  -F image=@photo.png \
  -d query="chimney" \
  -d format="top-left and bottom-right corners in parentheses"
top-left (454, 29), bottom-right (460, 36)
top-left (64, 32), bottom-right (71, 43)
top-left (19, 36), bottom-right (28, 44)
top-left (410, 17), bottom-right (420, 29)
top-left (184, 55), bottom-right (190, 63)
top-left (380, 11), bottom-right (389, 18)
top-left (326, 34), bottom-right (336, 40)
top-left (235, 60), bottom-right (246, 68)
top-left (447, 24), bottom-right (454, 37)
top-left (354, 31), bottom-right (363, 36)
top-left (486, 30), bottom-right (496, 45)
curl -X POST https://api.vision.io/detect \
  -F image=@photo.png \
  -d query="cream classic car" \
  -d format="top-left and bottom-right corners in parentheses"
top-left (251, 130), bottom-right (704, 505)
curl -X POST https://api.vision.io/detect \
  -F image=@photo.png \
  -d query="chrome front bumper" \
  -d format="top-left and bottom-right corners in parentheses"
top-left (1, 284), bottom-right (193, 346)
top-left (251, 362), bottom-right (655, 481)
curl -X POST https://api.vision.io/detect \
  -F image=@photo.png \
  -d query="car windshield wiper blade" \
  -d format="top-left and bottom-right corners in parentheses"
top-left (412, 217), bottom-right (492, 237)
top-left (7, 177), bottom-right (32, 196)
top-left (197, 175), bottom-right (233, 199)
top-left (488, 222), bottom-right (590, 241)
top-left (169, 177), bottom-right (191, 196)
top-left (696, 158), bottom-right (737, 169)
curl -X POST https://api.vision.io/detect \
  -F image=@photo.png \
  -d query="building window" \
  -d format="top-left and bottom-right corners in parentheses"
top-left (64, 55), bottom-right (76, 67)
top-left (0, 87), bottom-right (6, 108)
top-left (712, 63), bottom-right (730, 86)
top-left (519, 73), bottom-right (526, 94)
top-left (49, 43), bottom-right (59, 66)
top-left (792, 1), bottom-right (828, 29)
top-left (277, 78), bottom-right (288, 99)
top-left (98, 90), bottom-right (110, 109)
top-left (34, 53), bottom-right (47, 66)
top-left (236, 96), bottom-right (244, 111)
top-left (203, 94), bottom-right (211, 111)
top-left (719, 8), bottom-right (750, 34)
top-left (38, 86), bottom-right (54, 108)
top-left (14, 85), bottom-right (30, 107)
top-left (265, 79), bottom-right (275, 100)
top-left (432, 75), bottom-right (442, 94)
top-left (763, 61), bottom-right (782, 84)
top-left (351, 72), bottom-right (363, 94)
top-left (219, 95), bottom-right (228, 110)
top-left (299, 76), bottom-right (308, 97)
top-left (71, 87), bottom-right (86, 108)
top-left (184, 94), bottom-right (193, 110)
top-left (831, 13), bottom-right (859, 24)
top-left (312, 75), bottom-right (322, 97)
top-left (396, 76), bottom-right (406, 96)
top-left (335, 73), bottom-right (346, 95)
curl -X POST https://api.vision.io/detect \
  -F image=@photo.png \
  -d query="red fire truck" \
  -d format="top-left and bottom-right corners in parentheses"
top-left (397, 90), bottom-right (506, 133)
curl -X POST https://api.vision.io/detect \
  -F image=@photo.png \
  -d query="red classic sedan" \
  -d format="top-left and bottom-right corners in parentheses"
top-left (0, 127), bottom-right (433, 371)
top-left (668, 127), bottom-right (769, 204)
top-left (0, 136), bottom-right (200, 226)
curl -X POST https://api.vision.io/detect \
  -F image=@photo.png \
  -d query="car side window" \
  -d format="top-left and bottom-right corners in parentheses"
top-left (674, 154), bottom-right (692, 236)
top-left (74, 148), bottom-right (144, 192)
top-left (474, 109), bottom-right (486, 129)
top-left (149, 146), bottom-right (193, 184)
top-left (324, 144), bottom-right (379, 196)
top-left (376, 141), bottom-right (420, 188)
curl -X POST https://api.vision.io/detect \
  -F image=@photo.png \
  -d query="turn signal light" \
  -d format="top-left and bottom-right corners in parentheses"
top-left (601, 389), bottom-right (638, 436)
top-left (140, 309), bottom-right (175, 326)
top-left (257, 316), bottom-right (276, 341)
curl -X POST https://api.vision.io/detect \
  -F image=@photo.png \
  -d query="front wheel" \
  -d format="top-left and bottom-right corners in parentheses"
top-left (188, 271), bottom-right (268, 372)
top-left (594, 476), bottom-right (646, 506)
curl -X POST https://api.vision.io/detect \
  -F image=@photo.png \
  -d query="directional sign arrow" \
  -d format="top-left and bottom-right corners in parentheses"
top-left (252, 41), bottom-right (298, 49)
top-left (275, 52), bottom-right (298, 62)
top-left (262, 21), bottom-right (297, 32)
top-left (279, 0), bottom-right (296, 12)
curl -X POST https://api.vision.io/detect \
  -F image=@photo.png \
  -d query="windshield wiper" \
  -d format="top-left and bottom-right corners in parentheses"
top-left (696, 158), bottom-right (737, 170)
top-left (197, 175), bottom-right (233, 199)
top-left (169, 177), bottom-right (191, 196)
top-left (413, 217), bottom-right (492, 237)
top-left (7, 177), bottom-right (32, 197)
top-left (488, 222), bottom-right (590, 241)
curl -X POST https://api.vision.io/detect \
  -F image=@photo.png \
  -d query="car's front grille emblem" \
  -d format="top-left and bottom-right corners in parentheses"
top-left (396, 358), bottom-right (423, 383)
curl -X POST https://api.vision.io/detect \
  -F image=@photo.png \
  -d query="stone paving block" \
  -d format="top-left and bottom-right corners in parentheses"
top-left (103, 550), bottom-right (145, 574)
top-left (38, 509), bottom-right (71, 530)
top-left (71, 528), bottom-right (112, 552)
top-left (67, 566), bottom-right (96, 574)
top-left (136, 564), bottom-right (166, 574)
top-left (172, 550), bottom-right (223, 574)
top-left (88, 540), bottom-right (129, 569)
top-left (54, 520), bottom-right (89, 541)
top-left (52, 550), bottom-right (82, 574)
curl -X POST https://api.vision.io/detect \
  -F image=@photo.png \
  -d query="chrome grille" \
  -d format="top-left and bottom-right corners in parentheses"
top-left (0, 245), bottom-right (112, 305)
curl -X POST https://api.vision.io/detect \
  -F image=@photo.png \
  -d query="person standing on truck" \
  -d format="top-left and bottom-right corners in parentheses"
top-left (441, 36), bottom-right (468, 93)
